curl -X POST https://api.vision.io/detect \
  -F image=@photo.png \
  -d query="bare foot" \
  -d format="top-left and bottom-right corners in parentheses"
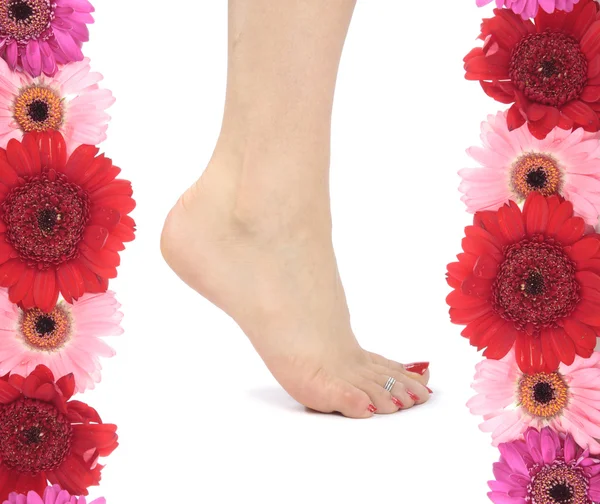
top-left (161, 151), bottom-right (431, 418)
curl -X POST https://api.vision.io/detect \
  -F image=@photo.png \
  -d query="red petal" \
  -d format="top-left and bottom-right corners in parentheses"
top-left (82, 225), bottom-right (109, 252)
top-left (9, 267), bottom-right (35, 306)
top-left (473, 254), bottom-right (500, 279)
top-left (507, 103), bottom-right (526, 130)
top-left (576, 270), bottom-right (600, 291)
top-left (56, 263), bottom-right (85, 303)
top-left (468, 314), bottom-right (507, 350)
top-left (550, 326), bottom-right (576, 365)
top-left (568, 236), bottom-right (600, 262)
top-left (541, 331), bottom-right (560, 372)
top-left (481, 80), bottom-right (515, 102)
top-left (6, 139), bottom-right (34, 177)
top-left (461, 274), bottom-right (493, 298)
top-left (33, 269), bottom-right (58, 313)
top-left (562, 318), bottom-right (597, 350)
top-left (572, 300), bottom-right (600, 326)
top-left (56, 374), bottom-right (75, 400)
top-left (450, 305), bottom-right (492, 324)
top-left (497, 200), bottom-right (526, 242)
top-left (555, 217), bottom-right (585, 245)
top-left (581, 85), bottom-right (600, 103)
top-left (0, 240), bottom-right (16, 265)
top-left (523, 192), bottom-right (549, 236)
top-left (89, 207), bottom-right (121, 232)
top-left (0, 259), bottom-right (27, 289)
top-left (561, 100), bottom-right (600, 130)
top-left (63, 145), bottom-right (99, 183)
top-left (0, 158), bottom-right (19, 187)
top-left (0, 380), bottom-right (20, 404)
top-left (548, 200), bottom-right (575, 233)
top-left (581, 20), bottom-right (600, 57)
top-left (482, 321), bottom-right (517, 360)
top-left (447, 290), bottom-right (489, 309)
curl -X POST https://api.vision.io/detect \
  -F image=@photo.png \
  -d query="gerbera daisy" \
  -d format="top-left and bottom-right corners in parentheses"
top-left (0, 0), bottom-right (94, 77)
top-left (464, 0), bottom-right (600, 139)
top-left (446, 192), bottom-right (600, 373)
top-left (0, 289), bottom-right (122, 392)
top-left (0, 57), bottom-right (114, 151)
top-left (476, 0), bottom-right (582, 19)
top-left (469, 349), bottom-right (600, 452)
top-left (0, 365), bottom-right (117, 500)
top-left (4, 485), bottom-right (105, 504)
top-left (489, 427), bottom-right (600, 504)
top-left (459, 111), bottom-right (600, 225)
top-left (0, 130), bottom-right (135, 312)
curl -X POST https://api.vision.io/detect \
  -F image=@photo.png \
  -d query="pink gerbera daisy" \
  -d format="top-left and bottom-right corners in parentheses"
top-left (459, 111), bottom-right (600, 225)
top-left (0, 290), bottom-right (122, 392)
top-left (469, 350), bottom-right (600, 453)
top-left (476, 0), bottom-right (582, 19)
top-left (0, 57), bottom-right (113, 151)
top-left (489, 427), bottom-right (600, 504)
top-left (0, 0), bottom-right (94, 77)
top-left (4, 485), bottom-right (105, 504)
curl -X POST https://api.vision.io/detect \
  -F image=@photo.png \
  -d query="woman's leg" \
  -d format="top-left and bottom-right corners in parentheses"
top-left (161, 0), bottom-right (431, 418)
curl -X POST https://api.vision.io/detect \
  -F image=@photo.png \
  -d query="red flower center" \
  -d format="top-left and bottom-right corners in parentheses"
top-left (0, 398), bottom-right (72, 473)
top-left (492, 238), bottom-right (580, 332)
top-left (530, 463), bottom-right (590, 504)
top-left (509, 31), bottom-right (588, 107)
top-left (0, 0), bottom-right (53, 42)
top-left (2, 172), bottom-right (90, 268)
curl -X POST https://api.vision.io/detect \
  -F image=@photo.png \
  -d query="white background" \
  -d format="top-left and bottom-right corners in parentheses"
top-left (80, 1), bottom-right (504, 503)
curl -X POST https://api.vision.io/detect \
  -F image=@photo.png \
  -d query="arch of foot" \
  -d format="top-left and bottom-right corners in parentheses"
top-left (449, 1), bottom-right (600, 503)
top-left (0, 0), bottom-right (135, 502)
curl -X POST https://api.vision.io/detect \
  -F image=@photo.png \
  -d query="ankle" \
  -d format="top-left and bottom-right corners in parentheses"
top-left (208, 135), bottom-right (333, 238)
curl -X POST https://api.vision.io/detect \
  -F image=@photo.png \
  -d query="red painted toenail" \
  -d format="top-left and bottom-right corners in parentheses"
top-left (404, 362), bottom-right (429, 375)
top-left (426, 387), bottom-right (433, 394)
top-left (407, 391), bottom-right (420, 402)
top-left (391, 397), bottom-right (404, 409)
top-left (368, 404), bottom-right (377, 413)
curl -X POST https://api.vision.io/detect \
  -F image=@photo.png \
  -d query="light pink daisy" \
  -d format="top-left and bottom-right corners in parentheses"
top-left (0, 57), bottom-right (113, 151)
top-left (4, 486), bottom-right (105, 504)
top-left (0, 0), bottom-right (94, 77)
top-left (468, 350), bottom-right (600, 453)
top-left (476, 0), bottom-right (582, 19)
top-left (0, 290), bottom-right (122, 392)
top-left (459, 110), bottom-right (600, 225)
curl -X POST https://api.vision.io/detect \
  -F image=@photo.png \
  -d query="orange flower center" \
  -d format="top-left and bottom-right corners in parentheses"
top-left (20, 303), bottom-right (71, 351)
top-left (518, 372), bottom-right (569, 419)
top-left (511, 153), bottom-right (562, 200)
top-left (13, 86), bottom-right (63, 133)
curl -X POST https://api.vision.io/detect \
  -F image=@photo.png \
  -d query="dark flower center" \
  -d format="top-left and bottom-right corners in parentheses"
top-left (549, 483), bottom-right (573, 503)
top-left (0, 398), bottom-right (72, 473)
top-left (0, 0), bottom-right (53, 41)
top-left (492, 239), bottom-right (579, 332)
top-left (3, 172), bottom-right (90, 268)
top-left (28, 99), bottom-right (49, 123)
top-left (9, 0), bottom-right (32, 21)
top-left (509, 31), bottom-right (588, 107)
top-left (20, 305), bottom-right (71, 351)
top-left (34, 315), bottom-right (55, 336)
top-left (527, 168), bottom-right (548, 189)
top-left (530, 463), bottom-right (590, 504)
top-left (518, 372), bottom-right (568, 418)
top-left (533, 381), bottom-right (554, 405)
top-left (511, 154), bottom-right (562, 201)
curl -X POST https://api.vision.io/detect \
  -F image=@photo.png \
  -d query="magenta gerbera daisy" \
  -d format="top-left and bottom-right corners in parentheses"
top-left (0, 57), bottom-right (113, 151)
top-left (489, 427), bottom-right (600, 504)
top-left (460, 111), bottom-right (600, 225)
top-left (469, 349), bottom-right (600, 453)
top-left (4, 485), bottom-right (105, 504)
top-left (476, 0), bottom-right (582, 19)
top-left (0, 0), bottom-right (94, 77)
top-left (0, 289), bottom-right (122, 392)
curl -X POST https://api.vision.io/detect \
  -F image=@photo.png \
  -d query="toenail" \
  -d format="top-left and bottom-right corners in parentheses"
top-left (407, 391), bottom-right (420, 402)
top-left (367, 404), bottom-right (377, 413)
top-left (426, 387), bottom-right (433, 394)
top-left (391, 397), bottom-right (404, 408)
top-left (404, 362), bottom-right (429, 375)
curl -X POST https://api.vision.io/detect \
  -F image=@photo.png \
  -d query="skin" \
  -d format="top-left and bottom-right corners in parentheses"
top-left (161, 0), bottom-right (431, 418)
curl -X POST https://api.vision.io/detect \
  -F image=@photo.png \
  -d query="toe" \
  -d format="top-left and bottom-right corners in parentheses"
top-left (368, 352), bottom-right (431, 386)
top-left (301, 375), bottom-right (376, 419)
top-left (390, 374), bottom-right (430, 409)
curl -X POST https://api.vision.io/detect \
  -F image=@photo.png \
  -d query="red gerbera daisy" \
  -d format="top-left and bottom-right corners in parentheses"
top-left (0, 130), bottom-right (135, 312)
top-left (446, 192), bottom-right (600, 373)
top-left (0, 364), bottom-right (117, 500)
top-left (464, 0), bottom-right (600, 139)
